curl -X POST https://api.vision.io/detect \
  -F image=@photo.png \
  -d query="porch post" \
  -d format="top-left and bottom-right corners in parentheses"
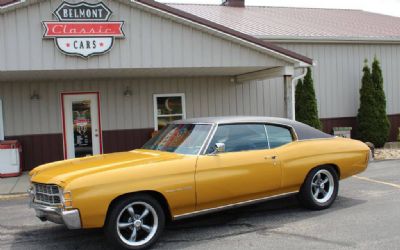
top-left (0, 99), bottom-right (4, 141)
top-left (284, 75), bottom-right (294, 120)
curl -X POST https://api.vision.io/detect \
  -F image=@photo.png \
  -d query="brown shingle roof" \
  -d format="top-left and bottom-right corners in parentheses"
top-left (0, 0), bottom-right (19, 7)
top-left (169, 4), bottom-right (400, 41)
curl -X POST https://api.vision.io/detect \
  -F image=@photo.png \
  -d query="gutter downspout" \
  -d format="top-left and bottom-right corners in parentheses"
top-left (290, 67), bottom-right (308, 121)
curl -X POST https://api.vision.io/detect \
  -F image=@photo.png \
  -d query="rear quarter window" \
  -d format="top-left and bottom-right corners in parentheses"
top-left (266, 125), bottom-right (293, 148)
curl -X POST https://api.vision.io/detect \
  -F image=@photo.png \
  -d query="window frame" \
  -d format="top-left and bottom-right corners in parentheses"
top-left (265, 124), bottom-right (295, 149)
top-left (203, 123), bottom-right (270, 154)
top-left (153, 93), bottom-right (186, 131)
top-left (201, 122), bottom-right (296, 155)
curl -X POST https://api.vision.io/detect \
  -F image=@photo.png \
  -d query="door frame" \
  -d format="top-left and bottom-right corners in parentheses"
top-left (60, 91), bottom-right (103, 159)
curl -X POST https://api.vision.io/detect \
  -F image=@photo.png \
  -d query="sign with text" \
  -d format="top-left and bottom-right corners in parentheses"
top-left (43, 2), bottom-right (125, 58)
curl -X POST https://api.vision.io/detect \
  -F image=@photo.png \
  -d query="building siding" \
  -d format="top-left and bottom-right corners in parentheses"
top-left (0, 77), bottom-right (285, 137)
top-left (277, 43), bottom-right (400, 118)
top-left (0, 0), bottom-right (289, 72)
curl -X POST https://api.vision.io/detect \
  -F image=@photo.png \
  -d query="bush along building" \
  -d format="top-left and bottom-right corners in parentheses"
top-left (357, 58), bottom-right (390, 147)
top-left (295, 68), bottom-right (322, 130)
top-left (0, 0), bottom-right (399, 171)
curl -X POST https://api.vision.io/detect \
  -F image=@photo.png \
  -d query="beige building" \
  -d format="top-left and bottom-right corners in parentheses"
top-left (0, 0), bottom-right (398, 170)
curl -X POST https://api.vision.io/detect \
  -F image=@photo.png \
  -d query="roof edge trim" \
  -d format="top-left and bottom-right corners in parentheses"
top-left (0, 0), bottom-right (24, 9)
top-left (256, 35), bottom-right (400, 44)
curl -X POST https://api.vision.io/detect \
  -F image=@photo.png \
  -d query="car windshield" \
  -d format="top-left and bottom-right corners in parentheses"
top-left (142, 123), bottom-right (212, 155)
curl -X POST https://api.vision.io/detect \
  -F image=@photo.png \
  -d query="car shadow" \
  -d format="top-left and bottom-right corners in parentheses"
top-left (8, 195), bottom-right (365, 250)
top-left (156, 195), bottom-right (366, 248)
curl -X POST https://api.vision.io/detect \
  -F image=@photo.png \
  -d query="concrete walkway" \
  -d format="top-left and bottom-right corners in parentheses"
top-left (0, 172), bottom-right (30, 196)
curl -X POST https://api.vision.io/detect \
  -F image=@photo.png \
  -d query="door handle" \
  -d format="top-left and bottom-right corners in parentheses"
top-left (264, 155), bottom-right (278, 160)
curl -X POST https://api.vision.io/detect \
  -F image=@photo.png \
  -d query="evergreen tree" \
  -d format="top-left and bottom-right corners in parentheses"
top-left (295, 68), bottom-right (322, 130)
top-left (357, 58), bottom-right (389, 147)
top-left (371, 57), bottom-right (390, 146)
top-left (295, 78), bottom-right (304, 117)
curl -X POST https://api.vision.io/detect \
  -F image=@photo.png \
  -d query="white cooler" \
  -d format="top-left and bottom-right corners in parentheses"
top-left (0, 140), bottom-right (22, 178)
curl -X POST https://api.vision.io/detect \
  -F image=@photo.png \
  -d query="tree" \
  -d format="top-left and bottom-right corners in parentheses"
top-left (295, 78), bottom-right (304, 118)
top-left (371, 57), bottom-right (390, 146)
top-left (295, 68), bottom-right (322, 130)
top-left (357, 58), bottom-right (389, 147)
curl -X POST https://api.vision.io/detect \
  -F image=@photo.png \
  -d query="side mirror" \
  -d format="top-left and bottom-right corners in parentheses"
top-left (210, 142), bottom-right (225, 155)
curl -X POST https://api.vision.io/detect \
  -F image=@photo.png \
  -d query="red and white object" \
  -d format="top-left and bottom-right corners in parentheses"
top-left (0, 140), bottom-right (22, 178)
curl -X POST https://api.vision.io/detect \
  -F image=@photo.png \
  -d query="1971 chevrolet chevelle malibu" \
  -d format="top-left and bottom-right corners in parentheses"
top-left (29, 116), bottom-right (370, 249)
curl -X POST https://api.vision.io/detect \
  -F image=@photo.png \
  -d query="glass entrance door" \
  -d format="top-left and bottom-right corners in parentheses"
top-left (62, 93), bottom-right (102, 159)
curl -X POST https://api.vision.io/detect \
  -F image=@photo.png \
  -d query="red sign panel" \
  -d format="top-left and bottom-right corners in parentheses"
top-left (43, 22), bottom-right (124, 37)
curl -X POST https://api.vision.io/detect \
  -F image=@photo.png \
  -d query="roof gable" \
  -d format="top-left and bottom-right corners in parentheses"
top-left (0, 0), bottom-right (308, 74)
top-left (0, 0), bottom-right (312, 66)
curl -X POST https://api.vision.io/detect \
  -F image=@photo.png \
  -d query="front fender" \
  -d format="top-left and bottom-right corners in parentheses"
top-left (65, 157), bottom-right (197, 228)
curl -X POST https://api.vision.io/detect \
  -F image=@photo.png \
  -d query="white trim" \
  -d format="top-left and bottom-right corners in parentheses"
top-left (0, 0), bottom-right (25, 10)
top-left (153, 93), bottom-right (186, 131)
top-left (236, 66), bottom-right (295, 82)
top-left (0, 99), bottom-right (4, 141)
top-left (62, 93), bottom-right (102, 159)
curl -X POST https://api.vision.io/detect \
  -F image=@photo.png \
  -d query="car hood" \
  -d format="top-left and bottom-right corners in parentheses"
top-left (29, 149), bottom-right (183, 186)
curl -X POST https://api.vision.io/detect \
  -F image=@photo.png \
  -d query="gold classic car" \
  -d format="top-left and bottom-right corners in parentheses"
top-left (28, 116), bottom-right (371, 249)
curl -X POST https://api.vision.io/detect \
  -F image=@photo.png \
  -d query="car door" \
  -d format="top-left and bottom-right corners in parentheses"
top-left (195, 123), bottom-right (282, 211)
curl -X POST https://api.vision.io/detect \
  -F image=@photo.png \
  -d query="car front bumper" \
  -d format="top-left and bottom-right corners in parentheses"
top-left (31, 203), bottom-right (82, 229)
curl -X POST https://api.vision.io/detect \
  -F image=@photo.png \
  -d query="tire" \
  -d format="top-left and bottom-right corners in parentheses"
top-left (298, 166), bottom-right (339, 210)
top-left (105, 194), bottom-right (165, 250)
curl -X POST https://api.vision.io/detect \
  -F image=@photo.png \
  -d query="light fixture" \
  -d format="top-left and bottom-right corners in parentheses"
top-left (30, 91), bottom-right (40, 101)
top-left (123, 87), bottom-right (132, 97)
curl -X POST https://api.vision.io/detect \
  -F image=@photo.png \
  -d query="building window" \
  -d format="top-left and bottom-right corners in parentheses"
top-left (153, 93), bottom-right (186, 131)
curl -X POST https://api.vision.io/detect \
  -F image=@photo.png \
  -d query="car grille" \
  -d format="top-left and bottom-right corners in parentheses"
top-left (33, 183), bottom-right (61, 206)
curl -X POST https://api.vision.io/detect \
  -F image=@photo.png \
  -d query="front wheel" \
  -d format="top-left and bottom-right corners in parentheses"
top-left (105, 194), bottom-right (165, 249)
top-left (298, 166), bottom-right (339, 210)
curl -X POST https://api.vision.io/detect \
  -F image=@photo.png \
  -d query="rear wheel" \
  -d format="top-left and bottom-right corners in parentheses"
top-left (298, 166), bottom-right (339, 210)
top-left (105, 194), bottom-right (165, 249)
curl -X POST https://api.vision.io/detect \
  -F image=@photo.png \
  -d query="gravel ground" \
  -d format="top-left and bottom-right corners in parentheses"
top-left (374, 148), bottom-right (400, 160)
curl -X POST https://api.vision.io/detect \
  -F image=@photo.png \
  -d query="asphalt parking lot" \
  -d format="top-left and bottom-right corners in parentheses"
top-left (1, 160), bottom-right (399, 250)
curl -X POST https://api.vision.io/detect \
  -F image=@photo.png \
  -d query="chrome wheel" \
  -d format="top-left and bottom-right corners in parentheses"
top-left (116, 201), bottom-right (159, 247)
top-left (311, 169), bottom-right (335, 203)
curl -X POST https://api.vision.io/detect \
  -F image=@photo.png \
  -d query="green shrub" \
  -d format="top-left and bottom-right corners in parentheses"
top-left (357, 58), bottom-right (390, 147)
top-left (295, 68), bottom-right (322, 130)
top-left (397, 128), bottom-right (400, 142)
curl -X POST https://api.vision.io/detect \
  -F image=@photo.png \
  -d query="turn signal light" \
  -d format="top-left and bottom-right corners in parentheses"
top-left (63, 191), bottom-right (73, 208)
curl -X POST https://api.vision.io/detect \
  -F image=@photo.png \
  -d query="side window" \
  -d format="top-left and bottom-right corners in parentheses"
top-left (206, 124), bottom-right (268, 153)
top-left (266, 125), bottom-right (293, 148)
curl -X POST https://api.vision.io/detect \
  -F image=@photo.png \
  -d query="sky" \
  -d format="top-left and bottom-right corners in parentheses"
top-left (159, 0), bottom-right (400, 17)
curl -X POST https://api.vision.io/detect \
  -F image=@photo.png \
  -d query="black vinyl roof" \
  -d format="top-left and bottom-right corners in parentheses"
top-left (173, 116), bottom-right (332, 140)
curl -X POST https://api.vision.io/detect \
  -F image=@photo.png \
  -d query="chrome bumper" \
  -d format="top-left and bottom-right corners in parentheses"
top-left (31, 202), bottom-right (82, 229)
